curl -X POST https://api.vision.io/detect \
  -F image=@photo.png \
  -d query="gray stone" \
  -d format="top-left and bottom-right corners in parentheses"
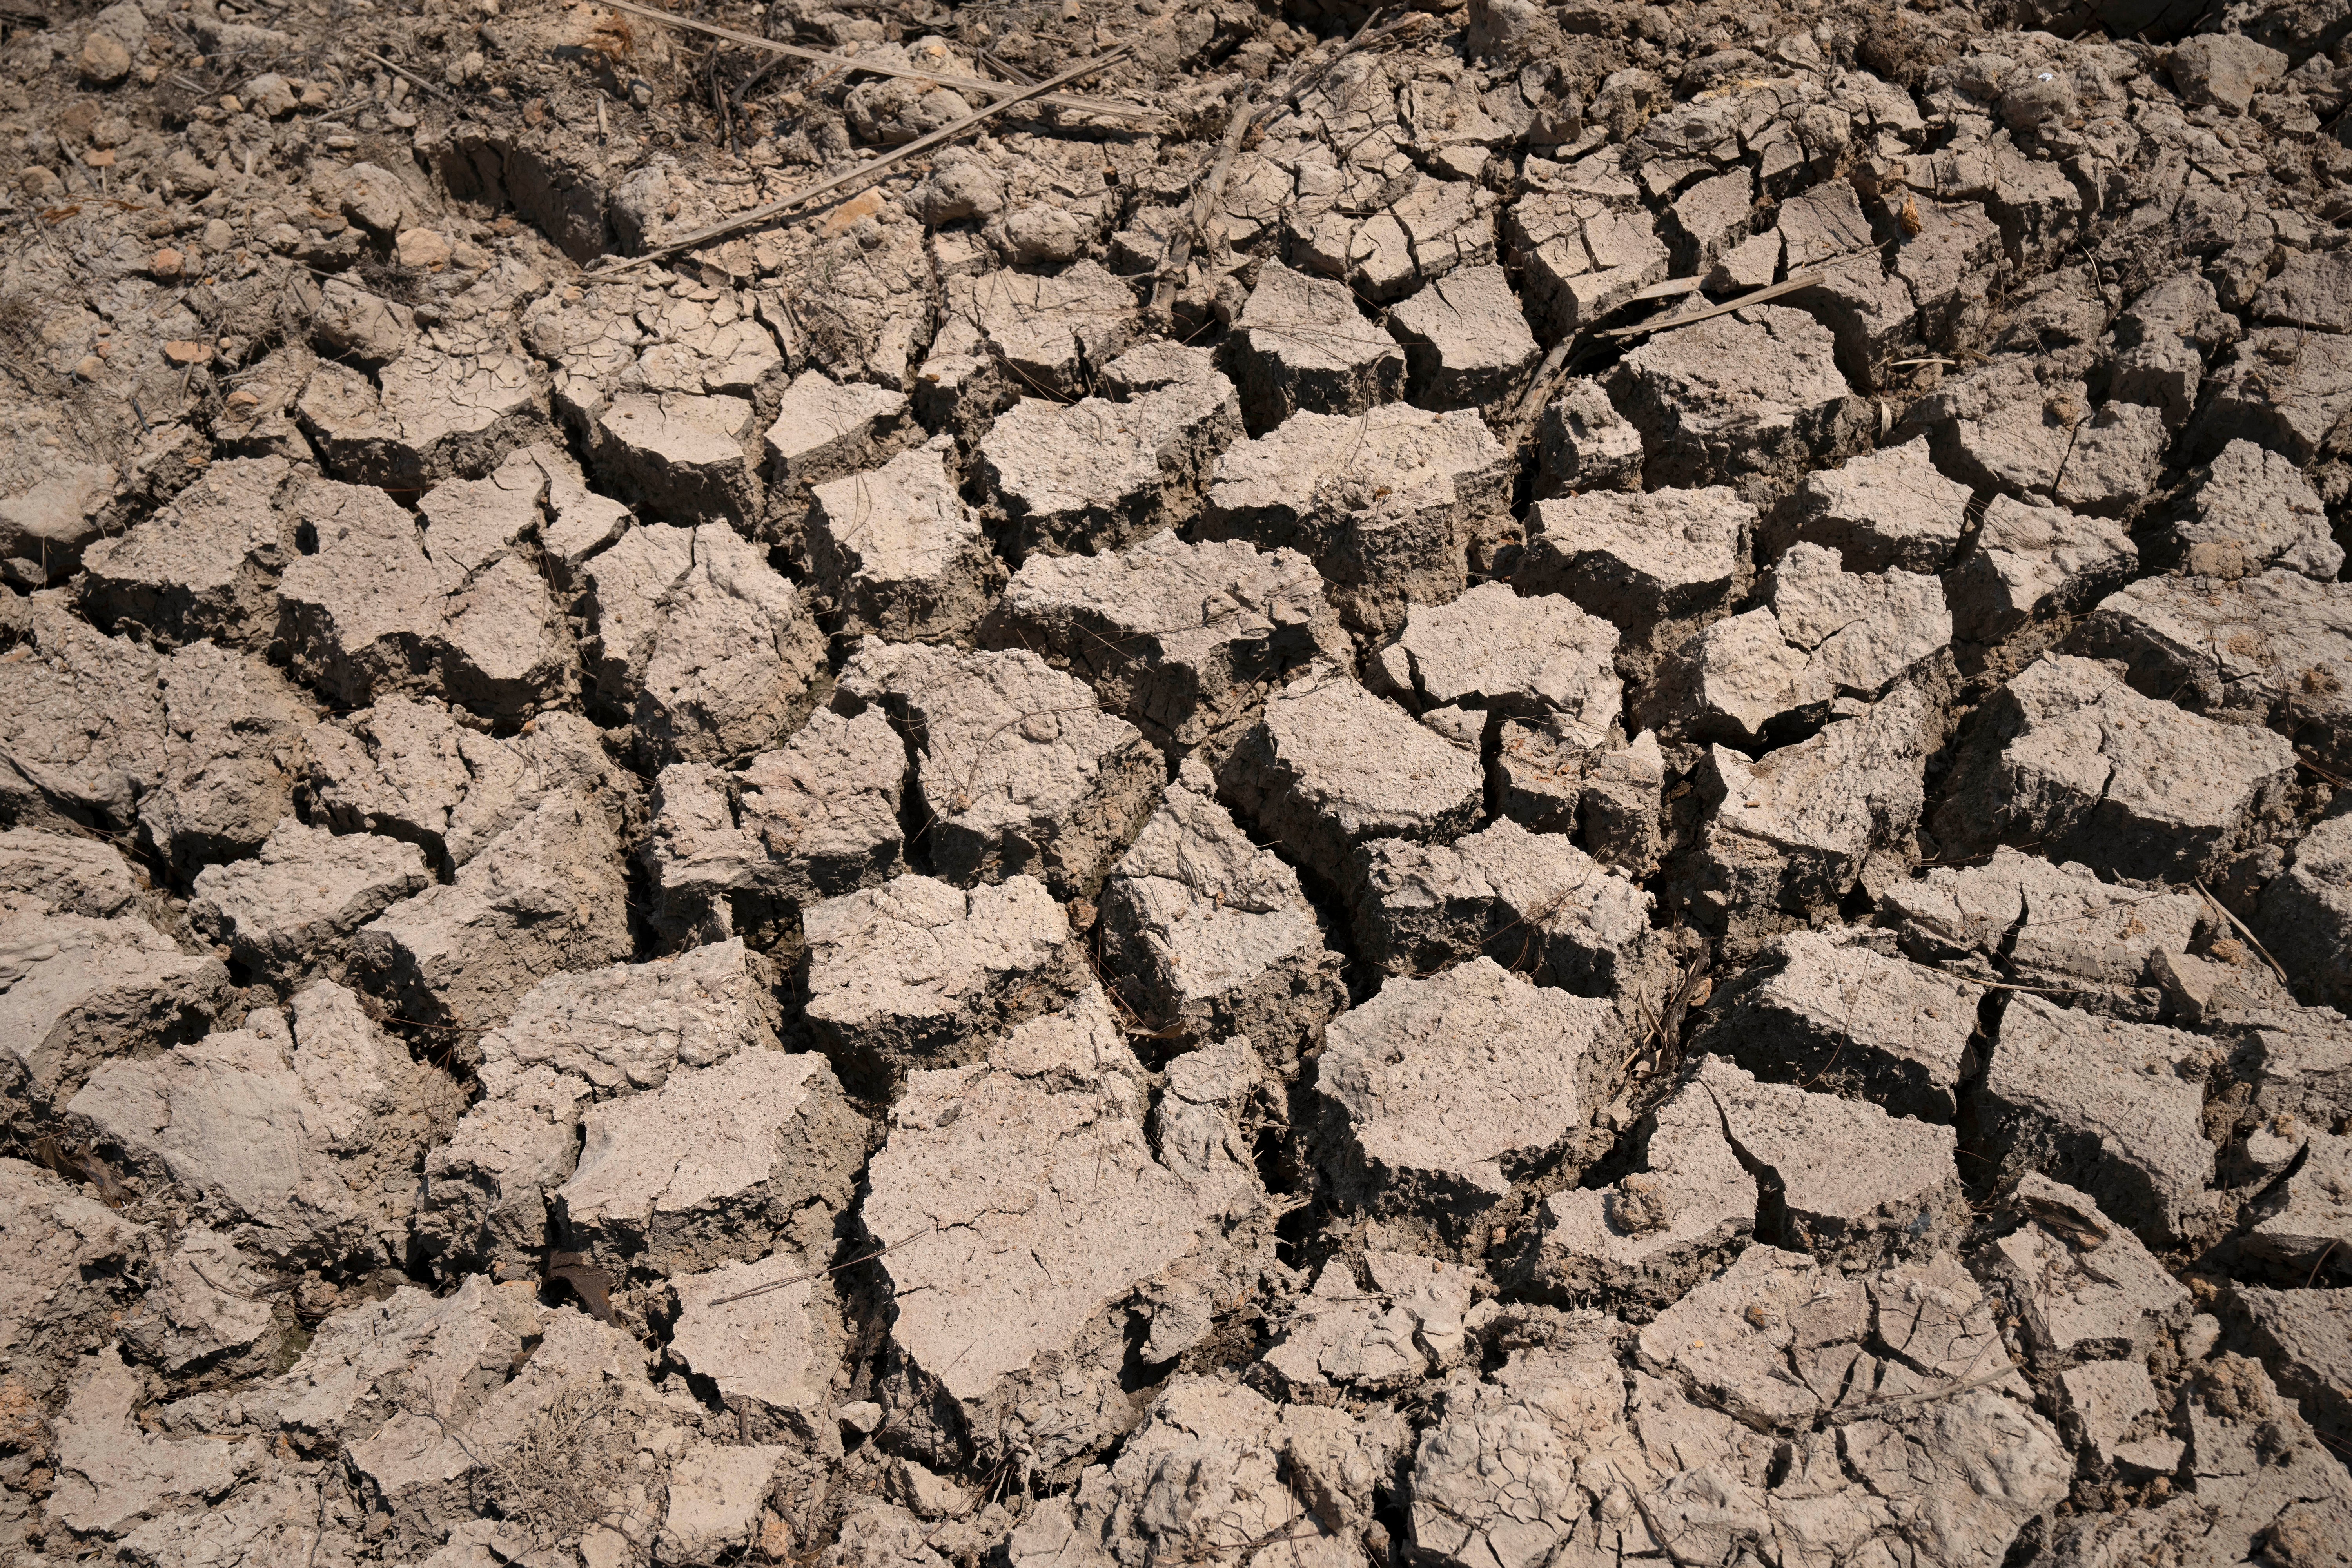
top-left (1945, 495), bottom-right (2136, 645)
top-left (1611, 304), bottom-right (1864, 490)
top-left (866, 991), bottom-right (1270, 1470)
top-left (1977, 996), bottom-right (2216, 1245)
top-left (1774, 436), bottom-right (1972, 573)
top-left (1931, 653), bottom-right (2297, 883)
top-left (277, 474), bottom-right (575, 723)
top-left (1372, 581), bottom-right (1622, 734)
top-left (2076, 568), bottom-right (2352, 777)
top-left (76, 456), bottom-right (304, 650)
top-left (1217, 666), bottom-right (1484, 885)
top-left (348, 789), bottom-right (633, 1033)
top-left (66, 982), bottom-right (451, 1267)
top-left (800, 873), bottom-right (1087, 1071)
top-left (1099, 764), bottom-right (1345, 1062)
top-left (1319, 957), bottom-right (1619, 1221)
top-left (303, 697), bottom-right (629, 872)
top-left (1385, 264), bottom-right (1540, 410)
top-left (1688, 1054), bottom-right (1965, 1268)
top-left (983, 530), bottom-right (1343, 750)
top-left (1202, 404), bottom-right (1510, 635)
top-left (1227, 262), bottom-right (1405, 434)
top-left (2162, 439), bottom-right (2341, 582)
top-left (1688, 685), bottom-right (1933, 946)
top-left (1523, 1067), bottom-right (1753, 1309)
top-left (1988, 1173), bottom-right (2194, 1365)
top-left (1700, 928), bottom-right (1983, 1122)
top-left (641, 708), bottom-right (907, 948)
top-left (188, 819), bottom-right (431, 982)
top-left (837, 641), bottom-right (1161, 898)
top-left (1344, 817), bottom-right (1669, 1001)
top-left (1494, 720), bottom-right (1666, 877)
top-left (555, 1048), bottom-right (860, 1276)
top-left (1535, 377), bottom-right (1644, 497)
top-left (1517, 484), bottom-right (1751, 635)
top-left (808, 437), bottom-right (1002, 642)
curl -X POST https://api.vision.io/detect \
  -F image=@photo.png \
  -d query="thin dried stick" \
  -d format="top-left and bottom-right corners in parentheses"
top-left (1597, 266), bottom-right (1829, 338)
top-left (590, 41), bottom-right (1133, 277)
top-left (1825, 1363), bottom-right (2027, 1424)
top-left (1148, 6), bottom-right (1405, 323)
top-left (2194, 877), bottom-right (2293, 986)
top-left (363, 49), bottom-right (446, 100)
top-left (593, 0), bottom-right (1154, 120)
top-left (1150, 79), bottom-right (1256, 323)
top-left (706, 1223), bottom-right (937, 1306)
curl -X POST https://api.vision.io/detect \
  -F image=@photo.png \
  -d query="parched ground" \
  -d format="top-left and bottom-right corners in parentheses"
top-left (5, 0), bottom-right (2352, 1561)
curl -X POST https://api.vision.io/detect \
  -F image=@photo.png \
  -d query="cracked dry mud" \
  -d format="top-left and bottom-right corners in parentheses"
top-left (9, 0), bottom-right (2352, 1562)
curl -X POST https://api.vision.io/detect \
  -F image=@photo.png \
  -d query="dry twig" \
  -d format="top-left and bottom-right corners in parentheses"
top-left (590, 42), bottom-right (1133, 276)
top-left (593, 0), bottom-right (1154, 120)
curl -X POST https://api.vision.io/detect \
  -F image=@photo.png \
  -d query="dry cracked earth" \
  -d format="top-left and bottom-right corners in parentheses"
top-left (7, 0), bottom-right (2352, 1560)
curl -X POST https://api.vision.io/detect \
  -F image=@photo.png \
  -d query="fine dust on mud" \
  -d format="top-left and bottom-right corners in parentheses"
top-left (3, 0), bottom-right (2352, 1561)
